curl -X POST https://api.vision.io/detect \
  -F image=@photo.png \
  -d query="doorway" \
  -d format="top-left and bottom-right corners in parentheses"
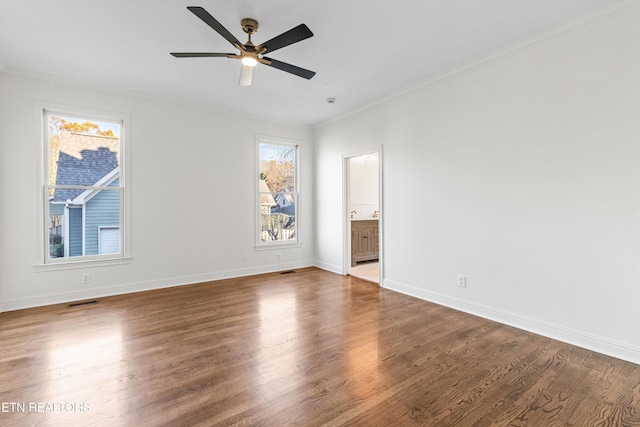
top-left (344, 148), bottom-right (382, 284)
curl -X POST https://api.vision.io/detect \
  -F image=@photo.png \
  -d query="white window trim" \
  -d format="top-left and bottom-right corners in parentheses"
top-left (34, 102), bottom-right (132, 271)
top-left (255, 135), bottom-right (301, 249)
top-left (73, 167), bottom-right (120, 204)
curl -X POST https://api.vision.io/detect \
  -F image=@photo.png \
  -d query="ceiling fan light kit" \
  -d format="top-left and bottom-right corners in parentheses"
top-left (241, 56), bottom-right (258, 67)
top-left (170, 6), bottom-right (316, 86)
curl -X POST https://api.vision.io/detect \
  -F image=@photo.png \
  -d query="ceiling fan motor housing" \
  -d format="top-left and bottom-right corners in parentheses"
top-left (241, 18), bottom-right (259, 35)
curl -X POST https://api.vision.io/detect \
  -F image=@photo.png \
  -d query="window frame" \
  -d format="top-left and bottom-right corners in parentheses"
top-left (255, 135), bottom-right (301, 248)
top-left (35, 103), bottom-right (132, 269)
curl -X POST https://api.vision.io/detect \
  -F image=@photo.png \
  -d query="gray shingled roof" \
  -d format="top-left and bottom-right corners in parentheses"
top-left (53, 133), bottom-right (119, 202)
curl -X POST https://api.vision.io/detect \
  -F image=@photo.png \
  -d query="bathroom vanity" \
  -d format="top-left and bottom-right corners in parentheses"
top-left (351, 219), bottom-right (379, 266)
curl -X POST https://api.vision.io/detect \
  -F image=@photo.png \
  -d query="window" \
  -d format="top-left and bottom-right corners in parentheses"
top-left (257, 137), bottom-right (299, 246)
top-left (42, 108), bottom-right (127, 264)
top-left (99, 227), bottom-right (121, 254)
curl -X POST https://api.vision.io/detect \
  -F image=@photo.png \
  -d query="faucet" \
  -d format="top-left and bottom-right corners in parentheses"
top-left (350, 210), bottom-right (357, 219)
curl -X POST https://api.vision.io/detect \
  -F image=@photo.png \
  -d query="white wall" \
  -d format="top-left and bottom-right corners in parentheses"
top-left (349, 153), bottom-right (379, 219)
top-left (0, 71), bottom-right (314, 310)
top-left (315, 3), bottom-right (640, 363)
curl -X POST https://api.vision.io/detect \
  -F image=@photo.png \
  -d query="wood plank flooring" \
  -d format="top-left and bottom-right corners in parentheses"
top-left (1, 267), bottom-right (639, 426)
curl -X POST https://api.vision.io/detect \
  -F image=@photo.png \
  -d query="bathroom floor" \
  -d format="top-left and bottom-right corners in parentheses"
top-left (350, 261), bottom-right (379, 283)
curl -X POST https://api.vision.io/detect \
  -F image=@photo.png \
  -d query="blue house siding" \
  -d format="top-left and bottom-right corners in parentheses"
top-left (84, 178), bottom-right (120, 255)
top-left (49, 204), bottom-right (64, 216)
top-left (68, 207), bottom-right (83, 257)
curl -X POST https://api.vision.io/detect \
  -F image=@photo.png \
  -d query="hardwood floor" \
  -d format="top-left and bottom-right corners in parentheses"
top-left (1, 267), bottom-right (639, 426)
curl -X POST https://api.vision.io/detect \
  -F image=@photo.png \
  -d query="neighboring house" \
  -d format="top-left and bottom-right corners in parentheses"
top-left (259, 179), bottom-right (276, 214)
top-left (49, 132), bottom-right (120, 257)
top-left (271, 189), bottom-right (295, 216)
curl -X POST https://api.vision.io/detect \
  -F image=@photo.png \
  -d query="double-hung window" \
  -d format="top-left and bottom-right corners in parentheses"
top-left (257, 137), bottom-right (299, 246)
top-left (42, 108), bottom-right (128, 264)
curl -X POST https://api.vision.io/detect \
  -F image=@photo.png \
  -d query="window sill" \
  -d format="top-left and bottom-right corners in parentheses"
top-left (33, 256), bottom-right (133, 272)
top-left (254, 242), bottom-right (303, 251)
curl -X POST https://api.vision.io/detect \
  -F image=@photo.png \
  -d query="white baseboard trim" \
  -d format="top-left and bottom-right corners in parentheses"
top-left (313, 260), bottom-right (344, 275)
top-left (0, 261), bottom-right (315, 312)
top-left (383, 279), bottom-right (640, 366)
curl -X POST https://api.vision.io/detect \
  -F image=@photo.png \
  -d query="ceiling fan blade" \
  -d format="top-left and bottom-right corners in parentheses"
top-left (170, 52), bottom-right (233, 58)
top-left (256, 24), bottom-right (313, 54)
top-left (187, 6), bottom-right (242, 48)
top-left (262, 57), bottom-right (316, 80)
top-left (239, 65), bottom-right (254, 86)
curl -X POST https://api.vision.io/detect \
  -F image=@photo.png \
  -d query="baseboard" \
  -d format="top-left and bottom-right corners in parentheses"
top-left (0, 260), bottom-right (315, 312)
top-left (383, 279), bottom-right (640, 366)
top-left (313, 260), bottom-right (344, 275)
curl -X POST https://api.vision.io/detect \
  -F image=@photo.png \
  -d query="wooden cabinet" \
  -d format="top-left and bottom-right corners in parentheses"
top-left (351, 220), bottom-right (379, 266)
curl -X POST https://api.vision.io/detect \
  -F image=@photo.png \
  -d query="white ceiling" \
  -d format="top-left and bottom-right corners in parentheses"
top-left (0, 0), bottom-right (622, 125)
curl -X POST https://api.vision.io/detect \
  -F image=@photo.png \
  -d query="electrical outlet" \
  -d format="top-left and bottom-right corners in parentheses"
top-left (276, 252), bottom-right (281, 261)
top-left (242, 251), bottom-right (249, 261)
top-left (82, 273), bottom-right (91, 285)
top-left (457, 275), bottom-right (467, 288)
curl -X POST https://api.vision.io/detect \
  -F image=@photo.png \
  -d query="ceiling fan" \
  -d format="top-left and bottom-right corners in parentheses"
top-left (171, 6), bottom-right (316, 86)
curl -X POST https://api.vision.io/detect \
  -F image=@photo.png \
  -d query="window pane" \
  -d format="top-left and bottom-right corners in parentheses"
top-left (259, 143), bottom-right (295, 192)
top-left (260, 193), bottom-right (297, 243)
top-left (48, 189), bottom-right (121, 258)
top-left (49, 115), bottom-right (120, 191)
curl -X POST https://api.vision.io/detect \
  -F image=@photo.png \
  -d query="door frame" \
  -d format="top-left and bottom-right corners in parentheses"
top-left (343, 146), bottom-right (384, 285)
